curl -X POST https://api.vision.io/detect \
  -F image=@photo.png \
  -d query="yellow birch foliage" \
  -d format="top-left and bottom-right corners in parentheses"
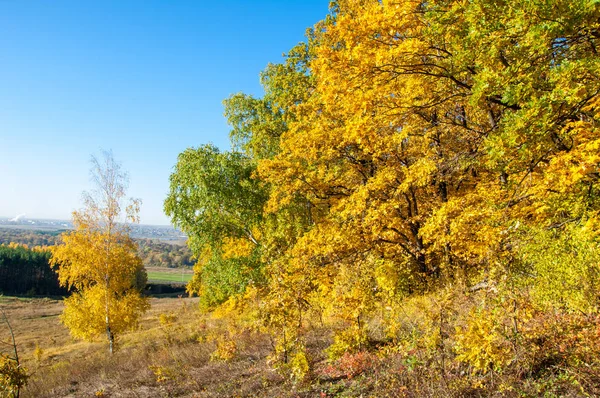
top-left (51, 220), bottom-right (149, 345)
top-left (50, 151), bottom-right (149, 351)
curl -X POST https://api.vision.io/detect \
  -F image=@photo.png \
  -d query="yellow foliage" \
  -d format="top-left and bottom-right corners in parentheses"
top-left (159, 312), bottom-right (177, 327)
top-left (210, 336), bottom-right (237, 362)
top-left (51, 230), bottom-right (145, 292)
top-left (33, 344), bottom-right (44, 364)
top-left (454, 307), bottom-right (513, 373)
top-left (60, 284), bottom-right (149, 342)
top-left (50, 151), bottom-right (149, 352)
top-left (327, 326), bottom-right (369, 361)
top-left (521, 225), bottom-right (600, 314)
top-left (167, 0), bottom-right (600, 383)
top-left (221, 237), bottom-right (254, 260)
top-left (148, 365), bottom-right (175, 383)
top-left (185, 245), bottom-right (211, 297)
top-left (288, 348), bottom-right (311, 382)
top-left (0, 354), bottom-right (28, 398)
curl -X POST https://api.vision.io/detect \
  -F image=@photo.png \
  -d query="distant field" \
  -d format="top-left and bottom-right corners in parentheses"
top-left (146, 267), bottom-right (193, 284)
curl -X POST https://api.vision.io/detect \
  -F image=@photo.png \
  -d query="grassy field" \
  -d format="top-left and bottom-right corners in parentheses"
top-left (146, 267), bottom-right (193, 284)
top-left (0, 296), bottom-right (319, 397)
top-left (0, 295), bottom-right (459, 397)
top-left (4, 294), bottom-right (596, 397)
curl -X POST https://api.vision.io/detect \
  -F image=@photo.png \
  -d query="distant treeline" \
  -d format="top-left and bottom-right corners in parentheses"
top-left (137, 239), bottom-right (194, 268)
top-left (0, 229), bottom-right (62, 247)
top-left (0, 229), bottom-right (194, 268)
top-left (0, 244), bottom-right (67, 296)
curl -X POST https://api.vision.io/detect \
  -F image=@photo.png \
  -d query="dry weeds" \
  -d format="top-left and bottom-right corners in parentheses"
top-left (2, 296), bottom-right (594, 397)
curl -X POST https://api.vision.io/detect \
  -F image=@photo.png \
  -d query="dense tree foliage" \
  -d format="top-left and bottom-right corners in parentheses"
top-left (0, 230), bottom-right (62, 248)
top-left (164, 144), bottom-right (268, 308)
top-left (0, 229), bottom-right (193, 269)
top-left (167, 0), bottom-right (600, 391)
top-left (136, 239), bottom-right (193, 268)
top-left (0, 244), bottom-right (66, 296)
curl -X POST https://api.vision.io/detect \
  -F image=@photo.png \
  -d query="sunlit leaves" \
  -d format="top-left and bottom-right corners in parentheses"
top-left (50, 152), bottom-right (149, 351)
top-left (171, 0), bottom-right (600, 377)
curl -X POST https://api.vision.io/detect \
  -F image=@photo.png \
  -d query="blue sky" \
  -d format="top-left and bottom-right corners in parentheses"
top-left (0, 0), bottom-right (328, 225)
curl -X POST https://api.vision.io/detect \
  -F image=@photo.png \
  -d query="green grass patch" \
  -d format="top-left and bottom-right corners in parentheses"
top-left (146, 271), bottom-right (193, 284)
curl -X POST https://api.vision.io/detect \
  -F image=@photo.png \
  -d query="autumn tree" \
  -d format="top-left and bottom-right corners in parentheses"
top-left (223, 43), bottom-right (319, 363)
top-left (166, 47), bottom-right (317, 366)
top-left (259, 0), bottom-right (600, 328)
top-left (50, 151), bottom-right (149, 354)
top-left (224, 41), bottom-right (314, 161)
top-left (169, 0), bottom-right (600, 385)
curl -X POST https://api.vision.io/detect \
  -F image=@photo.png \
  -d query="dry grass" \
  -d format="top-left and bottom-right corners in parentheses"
top-left (0, 296), bottom-right (198, 397)
top-left (2, 295), bottom-right (597, 397)
top-left (0, 294), bottom-right (454, 398)
top-left (1, 297), bottom-right (300, 397)
top-left (0, 296), bottom-right (378, 397)
top-left (0, 296), bottom-right (75, 362)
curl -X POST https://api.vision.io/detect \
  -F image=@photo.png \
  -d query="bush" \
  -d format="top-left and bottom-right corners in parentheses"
top-left (0, 354), bottom-right (28, 398)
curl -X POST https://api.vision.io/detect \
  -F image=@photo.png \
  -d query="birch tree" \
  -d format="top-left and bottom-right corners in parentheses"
top-left (51, 151), bottom-right (149, 354)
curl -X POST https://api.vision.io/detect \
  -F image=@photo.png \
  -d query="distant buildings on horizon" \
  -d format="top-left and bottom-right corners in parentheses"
top-left (0, 217), bottom-right (186, 241)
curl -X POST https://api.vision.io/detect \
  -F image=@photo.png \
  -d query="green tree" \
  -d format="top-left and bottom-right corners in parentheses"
top-left (164, 144), bottom-right (267, 307)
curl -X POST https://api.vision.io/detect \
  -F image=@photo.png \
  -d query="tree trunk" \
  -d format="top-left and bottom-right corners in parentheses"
top-left (105, 275), bottom-right (113, 355)
top-left (106, 321), bottom-right (114, 355)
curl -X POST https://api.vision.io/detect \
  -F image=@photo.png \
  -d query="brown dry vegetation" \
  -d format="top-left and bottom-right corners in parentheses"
top-left (2, 295), bottom-right (598, 397)
top-left (0, 297), bottom-right (305, 397)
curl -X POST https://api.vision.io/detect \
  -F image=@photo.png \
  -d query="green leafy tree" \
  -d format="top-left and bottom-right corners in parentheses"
top-left (164, 144), bottom-right (267, 307)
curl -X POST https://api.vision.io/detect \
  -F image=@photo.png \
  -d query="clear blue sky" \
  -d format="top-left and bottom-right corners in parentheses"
top-left (0, 0), bottom-right (328, 225)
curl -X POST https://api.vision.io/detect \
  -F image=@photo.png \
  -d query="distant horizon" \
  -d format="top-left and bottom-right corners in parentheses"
top-left (0, 215), bottom-right (175, 228)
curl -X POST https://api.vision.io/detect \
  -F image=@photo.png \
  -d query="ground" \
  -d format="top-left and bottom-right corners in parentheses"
top-left (0, 296), bottom-right (323, 398)
top-left (1, 295), bottom-right (415, 398)
top-left (3, 295), bottom-right (591, 397)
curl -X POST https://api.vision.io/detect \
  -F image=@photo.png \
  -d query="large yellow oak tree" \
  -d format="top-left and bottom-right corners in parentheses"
top-left (168, 0), bottom-right (600, 381)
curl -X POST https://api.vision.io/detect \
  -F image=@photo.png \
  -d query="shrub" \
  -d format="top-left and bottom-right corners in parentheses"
top-left (0, 354), bottom-right (28, 398)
